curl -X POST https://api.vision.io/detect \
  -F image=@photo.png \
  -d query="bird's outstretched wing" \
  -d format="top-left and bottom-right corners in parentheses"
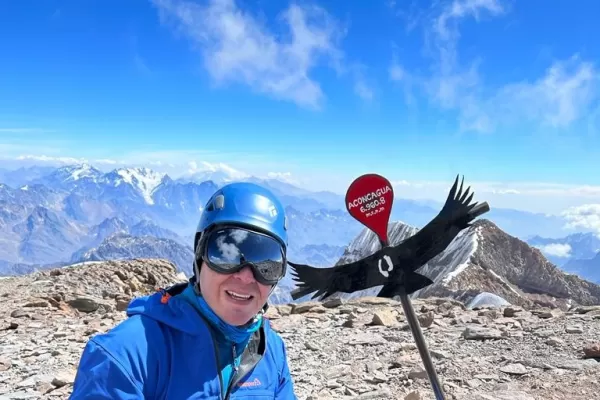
top-left (288, 251), bottom-right (386, 301)
top-left (393, 175), bottom-right (489, 269)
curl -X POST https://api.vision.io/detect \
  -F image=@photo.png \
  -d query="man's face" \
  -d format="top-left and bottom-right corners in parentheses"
top-left (199, 261), bottom-right (273, 326)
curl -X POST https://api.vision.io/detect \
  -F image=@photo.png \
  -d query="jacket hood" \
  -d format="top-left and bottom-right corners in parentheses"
top-left (126, 288), bottom-right (209, 336)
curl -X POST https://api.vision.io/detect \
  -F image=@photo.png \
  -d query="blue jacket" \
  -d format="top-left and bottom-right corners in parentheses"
top-left (69, 282), bottom-right (296, 399)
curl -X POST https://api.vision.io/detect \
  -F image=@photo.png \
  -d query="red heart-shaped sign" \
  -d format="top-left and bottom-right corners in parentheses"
top-left (345, 173), bottom-right (394, 245)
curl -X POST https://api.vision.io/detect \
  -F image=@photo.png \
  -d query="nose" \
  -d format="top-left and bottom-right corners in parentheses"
top-left (232, 265), bottom-right (256, 284)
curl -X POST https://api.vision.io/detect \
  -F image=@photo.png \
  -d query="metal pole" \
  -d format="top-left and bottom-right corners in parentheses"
top-left (398, 292), bottom-right (446, 400)
top-left (378, 237), bottom-right (445, 400)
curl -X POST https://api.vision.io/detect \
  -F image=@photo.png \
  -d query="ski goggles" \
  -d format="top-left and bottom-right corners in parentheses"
top-left (198, 226), bottom-right (286, 286)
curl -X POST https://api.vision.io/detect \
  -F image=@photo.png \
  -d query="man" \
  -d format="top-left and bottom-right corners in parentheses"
top-left (70, 182), bottom-right (297, 399)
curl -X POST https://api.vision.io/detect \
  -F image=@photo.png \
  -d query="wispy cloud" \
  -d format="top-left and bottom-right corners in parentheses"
top-left (14, 154), bottom-right (89, 164)
top-left (383, 178), bottom-right (600, 214)
top-left (536, 243), bottom-right (572, 258)
top-left (354, 78), bottom-right (374, 102)
top-left (462, 55), bottom-right (600, 132)
top-left (129, 34), bottom-right (152, 76)
top-left (151, 0), bottom-right (357, 109)
top-left (561, 204), bottom-right (600, 236)
top-left (0, 128), bottom-right (56, 134)
top-left (390, 0), bottom-right (600, 133)
top-left (133, 53), bottom-right (152, 76)
top-left (264, 171), bottom-right (303, 185)
top-left (391, 179), bottom-right (600, 198)
top-left (186, 160), bottom-right (249, 179)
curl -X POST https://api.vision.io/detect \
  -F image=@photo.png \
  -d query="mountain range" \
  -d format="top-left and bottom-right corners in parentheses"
top-left (526, 233), bottom-right (600, 283)
top-left (0, 162), bottom-right (598, 288)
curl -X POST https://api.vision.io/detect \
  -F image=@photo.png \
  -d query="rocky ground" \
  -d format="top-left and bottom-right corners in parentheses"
top-left (1, 259), bottom-right (600, 400)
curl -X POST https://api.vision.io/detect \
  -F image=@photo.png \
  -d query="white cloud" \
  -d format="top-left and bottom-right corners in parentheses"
top-left (94, 158), bottom-right (120, 165)
top-left (384, 178), bottom-right (600, 214)
top-left (537, 243), bottom-right (572, 258)
top-left (9, 154), bottom-right (129, 167)
top-left (0, 128), bottom-right (56, 134)
top-left (264, 171), bottom-right (301, 185)
top-left (391, 0), bottom-right (600, 133)
top-left (187, 160), bottom-right (249, 180)
top-left (468, 56), bottom-right (600, 132)
top-left (354, 79), bottom-right (374, 102)
top-left (561, 204), bottom-right (600, 235)
top-left (389, 63), bottom-right (406, 82)
top-left (391, 179), bottom-right (600, 198)
top-left (434, 0), bottom-right (505, 42)
top-left (15, 154), bottom-right (88, 164)
top-left (151, 0), bottom-right (356, 109)
top-left (489, 188), bottom-right (520, 195)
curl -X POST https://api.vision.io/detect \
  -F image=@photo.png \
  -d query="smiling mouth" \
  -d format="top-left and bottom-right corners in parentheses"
top-left (225, 290), bottom-right (253, 301)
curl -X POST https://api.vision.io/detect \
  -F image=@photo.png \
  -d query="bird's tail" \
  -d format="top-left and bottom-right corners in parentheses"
top-left (288, 261), bottom-right (336, 301)
top-left (376, 271), bottom-right (434, 298)
top-left (404, 271), bottom-right (434, 295)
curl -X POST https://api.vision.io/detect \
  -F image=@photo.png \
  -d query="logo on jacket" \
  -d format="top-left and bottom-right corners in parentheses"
top-left (238, 378), bottom-right (261, 388)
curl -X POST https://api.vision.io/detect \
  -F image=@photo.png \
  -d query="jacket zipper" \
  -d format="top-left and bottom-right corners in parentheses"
top-left (224, 345), bottom-right (238, 400)
top-left (226, 329), bottom-right (268, 396)
top-left (207, 329), bottom-right (226, 400)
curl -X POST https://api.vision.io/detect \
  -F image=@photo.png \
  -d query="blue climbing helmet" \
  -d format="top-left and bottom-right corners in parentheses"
top-left (193, 182), bottom-right (288, 286)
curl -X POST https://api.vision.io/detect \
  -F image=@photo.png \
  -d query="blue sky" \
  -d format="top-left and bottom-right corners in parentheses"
top-left (1, 0), bottom-right (600, 215)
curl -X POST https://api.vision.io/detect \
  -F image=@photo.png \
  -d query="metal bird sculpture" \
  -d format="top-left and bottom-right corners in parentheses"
top-left (289, 174), bottom-right (490, 301)
top-left (287, 173), bottom-right (490, 400)
top-left (288, 174), bottom-right (490, 400)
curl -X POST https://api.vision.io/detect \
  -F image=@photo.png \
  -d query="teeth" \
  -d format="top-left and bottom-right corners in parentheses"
top-left (226, 290), bottom-right (251, 300)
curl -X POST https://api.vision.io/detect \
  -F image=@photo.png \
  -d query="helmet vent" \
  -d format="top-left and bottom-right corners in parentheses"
top-left (215, 194), bottom-right (225, 210)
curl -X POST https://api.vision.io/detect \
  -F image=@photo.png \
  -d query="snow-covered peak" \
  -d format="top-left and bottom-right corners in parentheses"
top-left (50, 163), bottom-right (103, 184)
top-left (69, 163), bottom-right (99, 181)
top-left (339, 221), bottom-right (418, 264)
top-left (103, 167), bottom-right (166, 205)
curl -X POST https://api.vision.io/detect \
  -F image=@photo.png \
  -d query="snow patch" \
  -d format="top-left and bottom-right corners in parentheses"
top-left (342, 221), bottom-right (417, 263)
top-left (115, 167), bottom-right (165, 205)
top-left (488, 268), bottom-right (521, 296)
top-left (70, 163), bottom-right (96, 181)
top-left (435, 226), bottom-right (480, 284)
top-left (64, 261), bottom-right (104, 268)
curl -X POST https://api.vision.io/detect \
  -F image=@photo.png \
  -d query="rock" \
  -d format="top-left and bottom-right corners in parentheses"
top-left (404, 391), bottom-right (421, 400)
top-left (292, 302), bottom-right (320, 314)
top-left (583, 342), bottom-right (600, 358)
top-left (499, 363), bottom-right (528, 375)
top-left (408, 366), bottom-right (428, 380)
top-left (67, 296), bottom-right (101, 313)
top-left (51, 370), bottom-right (76, 387)
top-left (0, 357), bottom-right (11, 372)
top-left (462, 326), bottom-right (503, 340)
top-left (418, 311), bottom-right (434, 328)
top-left (533, 309), bottom-right (561, 319)
top-left (23, 299), bottom-right (50, 308)
top-left (546, 337), bottom-right (565, 347)
top-left (472, 390), bottom-right (535, 400)
top-left (565, 325), bottom-right (583, 334)
top-left (115, 298), bottom-right (130, 312)
top-left (503, 306), bottom-right (522, 317)
top-left (370, 308), bottom-right (398, 326)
